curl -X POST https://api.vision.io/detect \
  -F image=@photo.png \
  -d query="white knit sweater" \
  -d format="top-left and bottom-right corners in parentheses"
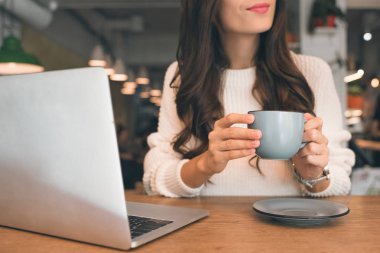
top-left (143, 54), bottom-right (355, 197)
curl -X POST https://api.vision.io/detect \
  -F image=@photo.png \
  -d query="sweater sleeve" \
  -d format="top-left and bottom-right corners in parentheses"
top-left (143, 62), bottom-right (204, 197)
top-left (296, 56), bottom-right (355, 197)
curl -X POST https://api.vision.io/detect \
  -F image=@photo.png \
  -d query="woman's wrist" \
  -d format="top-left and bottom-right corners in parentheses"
top-left (291, 162), bottom-right (331, 193)
top-left (180, 152), bottom-right (215, 189)
top-left (305, 177), bottom-right (330, 193)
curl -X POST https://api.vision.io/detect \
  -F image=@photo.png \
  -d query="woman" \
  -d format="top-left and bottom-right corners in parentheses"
top-left (143, 0), bottom-right (354, 197)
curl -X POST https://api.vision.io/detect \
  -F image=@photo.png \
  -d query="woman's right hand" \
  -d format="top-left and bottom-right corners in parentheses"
top-left (201, 113), bottom-right (262, 175)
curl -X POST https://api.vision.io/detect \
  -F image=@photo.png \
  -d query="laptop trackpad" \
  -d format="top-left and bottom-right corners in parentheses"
top-left (126, 202), bottom-right (208, 247)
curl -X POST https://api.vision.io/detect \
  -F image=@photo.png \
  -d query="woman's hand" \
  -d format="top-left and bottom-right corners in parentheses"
top-left (292, 113), bottom-right (329, 190)
top-left (202, 113), bottom-right (262, 175)
top-left (181, 113), bottom-right (261, 188)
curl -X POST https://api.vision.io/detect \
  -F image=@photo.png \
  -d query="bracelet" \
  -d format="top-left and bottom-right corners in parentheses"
top-left (291, 162), bottom-right (330, 189)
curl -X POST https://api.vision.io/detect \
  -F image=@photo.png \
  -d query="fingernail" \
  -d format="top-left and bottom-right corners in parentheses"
top-left (247, 114), bottom-right (254, 123)
top-left (304, 113), bottom-right (314, 120)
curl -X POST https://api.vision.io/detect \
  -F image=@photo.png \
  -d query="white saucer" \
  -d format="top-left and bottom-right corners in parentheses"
top-left (252, 198), bottom-right (349, 226)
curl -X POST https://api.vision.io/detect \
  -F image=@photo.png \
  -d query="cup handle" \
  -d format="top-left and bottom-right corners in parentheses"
top-left (300, 142), bottom-right (308, 149)
top-left (299, 117), bottom-right (309, 149)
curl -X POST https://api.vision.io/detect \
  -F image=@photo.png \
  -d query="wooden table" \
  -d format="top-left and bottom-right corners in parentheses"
top-left (1, 191), bottom-right (380, 253)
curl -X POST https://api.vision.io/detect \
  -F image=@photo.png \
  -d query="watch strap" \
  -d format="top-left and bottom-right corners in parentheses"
top-left (292, 165), bottom-right (330, 188)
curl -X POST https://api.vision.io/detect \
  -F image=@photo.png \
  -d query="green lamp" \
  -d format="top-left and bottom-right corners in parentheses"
top-left (0, 35), bottom-right (44, 75)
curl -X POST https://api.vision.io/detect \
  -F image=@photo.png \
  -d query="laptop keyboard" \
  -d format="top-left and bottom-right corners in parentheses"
top-left (128, 215), bottom-right (173, 239)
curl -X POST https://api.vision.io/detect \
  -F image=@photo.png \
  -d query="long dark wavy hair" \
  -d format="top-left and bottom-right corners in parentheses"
top-left (171, 0), bottom-right (315, 160)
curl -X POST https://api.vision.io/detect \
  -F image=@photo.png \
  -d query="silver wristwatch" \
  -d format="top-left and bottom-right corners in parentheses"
top-left (292, 166), bottom-right (330, 188)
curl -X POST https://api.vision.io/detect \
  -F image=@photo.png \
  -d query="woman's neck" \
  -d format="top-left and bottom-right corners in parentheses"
top-left (221, 33), bottom-right (259, 69)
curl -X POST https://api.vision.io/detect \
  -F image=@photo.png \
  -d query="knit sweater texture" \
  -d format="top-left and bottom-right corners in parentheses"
top-left (143, 54), bottom-right (355, 197)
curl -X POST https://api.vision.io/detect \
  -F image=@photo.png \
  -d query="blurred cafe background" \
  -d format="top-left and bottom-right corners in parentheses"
top-left (0, 0), bottom-right (380, 192)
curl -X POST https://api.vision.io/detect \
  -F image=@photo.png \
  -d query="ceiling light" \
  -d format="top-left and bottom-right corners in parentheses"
top-left (88, 44), bottom-right (106, 67)
top-left (121, 87), bottom-right (135, 95)
top-left (136, 66), bottom-right (150, 85)
top-left (103, 54), bottom-right (115, 76)
top-left (371, 78), bottom-right (380, 88)
top-left (150, 97), bottom-right (161, 106)
top-left (363, 32), bottom-right (372, 41)
top-left (123, 81), bottom-right (137, 90)
top-left (0, 35), bottom-right (44, 75)
top-left (110, 58), bottom-right (128, 81)
top-left (123, 68), bottom-right (136, 88)
top-left (150, 89), bottom-right (162, 97)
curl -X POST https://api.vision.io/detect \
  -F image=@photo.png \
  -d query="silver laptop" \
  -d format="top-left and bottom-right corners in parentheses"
top-left (0, 67), bottom-right (208, 250)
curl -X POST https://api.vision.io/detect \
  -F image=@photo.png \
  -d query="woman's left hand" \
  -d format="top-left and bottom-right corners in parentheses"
top-left (292, 113), bottom-right (329, 181)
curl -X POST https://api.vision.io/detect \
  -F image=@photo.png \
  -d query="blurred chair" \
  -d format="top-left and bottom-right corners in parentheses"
top-left (349, 138), bottom-right (373, 168)
top-left (120, 159), bottom-right (143, 189)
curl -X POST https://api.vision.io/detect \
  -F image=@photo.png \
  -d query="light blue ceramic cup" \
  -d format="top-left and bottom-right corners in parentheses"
top-left (248, 110), bottom-right (305, 160)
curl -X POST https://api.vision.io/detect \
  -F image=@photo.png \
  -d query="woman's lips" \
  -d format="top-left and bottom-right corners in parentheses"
top-left (246, 2), bottom-right (270, 14)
